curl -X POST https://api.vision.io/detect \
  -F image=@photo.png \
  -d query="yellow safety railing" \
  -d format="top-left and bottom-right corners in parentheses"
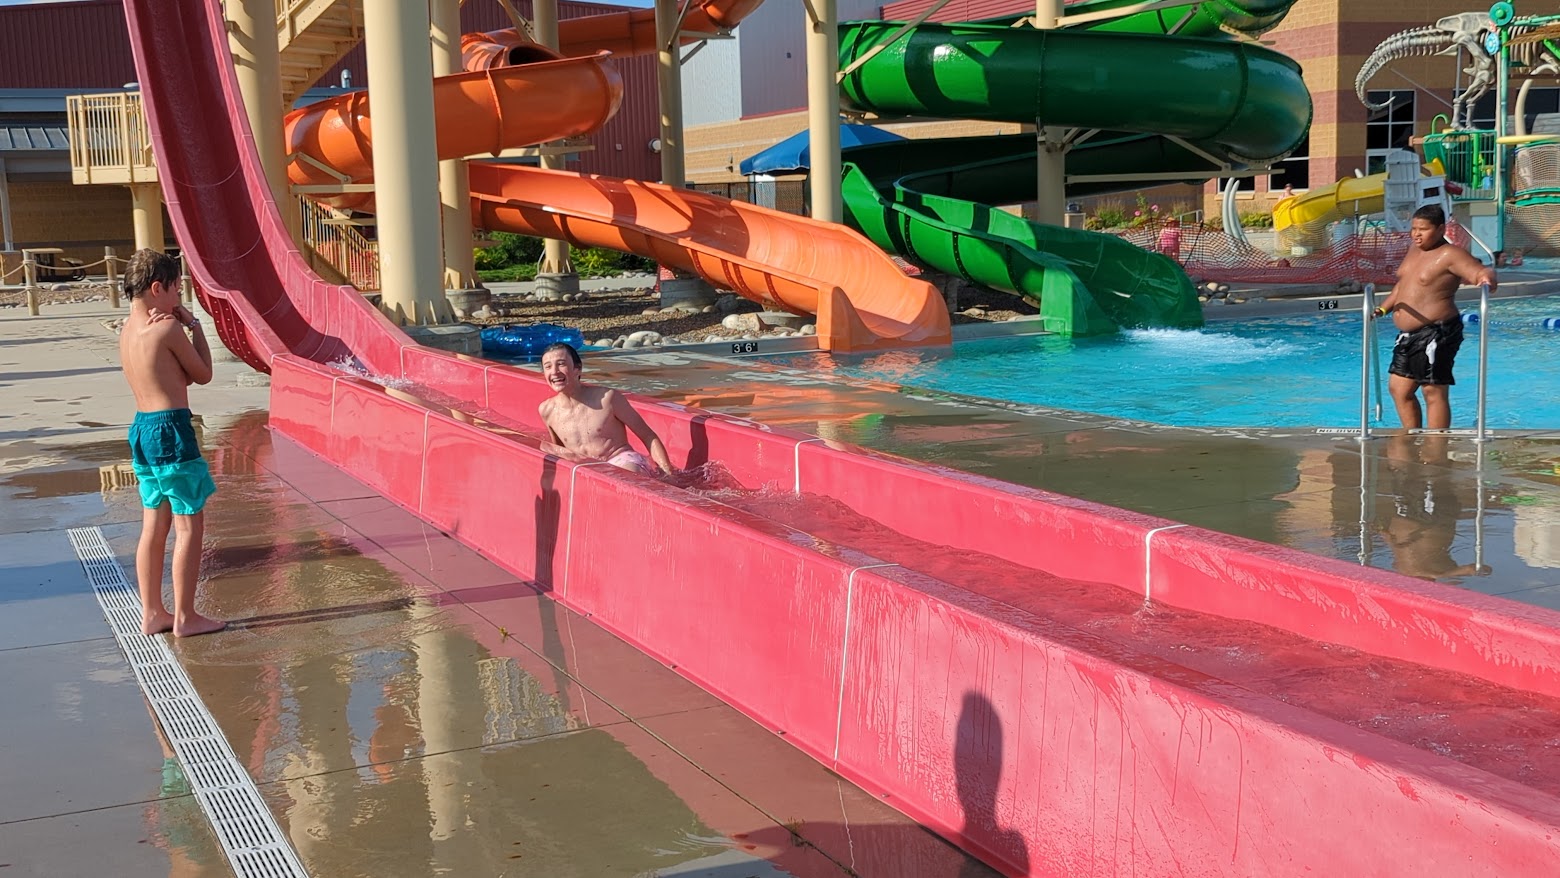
top-left (298, 196), bottom-right (380, 290)
top-left (66, 92), bottom-right (157, 185)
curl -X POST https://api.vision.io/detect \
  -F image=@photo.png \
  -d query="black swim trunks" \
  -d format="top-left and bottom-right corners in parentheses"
top-left (1390, 317), bottom-right (1463, 385)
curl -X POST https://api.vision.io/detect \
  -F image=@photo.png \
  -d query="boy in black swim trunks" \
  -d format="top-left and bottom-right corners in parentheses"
top-left (118, 249), bottom-right (225, 637)
top-left (1373, 205), bottom-right (1496, 430)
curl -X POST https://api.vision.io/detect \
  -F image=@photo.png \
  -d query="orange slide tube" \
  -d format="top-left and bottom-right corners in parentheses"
top-left (468, 163), bottom-right (950, 350)
top-left (285, 51), bottom-right (623, 208)
top-left (462, 0), bottom-right (765, 67)
top-left (284, 30), bottom-right (948, 349)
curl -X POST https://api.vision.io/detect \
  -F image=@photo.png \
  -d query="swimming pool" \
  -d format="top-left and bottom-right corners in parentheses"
top-left (769, 295), bottom-right (1560, 429)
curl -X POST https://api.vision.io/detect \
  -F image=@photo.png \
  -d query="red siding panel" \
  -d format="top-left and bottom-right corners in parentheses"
top-left (0, 1), bottom-right (138, 89)
top-left (882, 0), bottom-right (1098, 23)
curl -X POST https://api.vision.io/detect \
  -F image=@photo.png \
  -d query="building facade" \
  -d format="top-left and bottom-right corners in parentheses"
top-left (681, 0), bottom-right (1497, 219)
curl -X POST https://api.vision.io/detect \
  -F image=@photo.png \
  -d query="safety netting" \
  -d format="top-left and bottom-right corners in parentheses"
top-left (1106, 217), bottom-right (1469, 285)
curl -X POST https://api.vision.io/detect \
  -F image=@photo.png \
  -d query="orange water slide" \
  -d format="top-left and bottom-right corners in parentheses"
top-left (285, 52), bottom-right (623, 210)
top-left (462, 0), bottom-right (764, 67)
top-left (466, 163), bottom-right (950, 349)
top-left (284, 35), bottom-right (948, 349)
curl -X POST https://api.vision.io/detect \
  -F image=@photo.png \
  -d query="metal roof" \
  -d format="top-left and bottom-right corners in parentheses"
top-left (0, 126), bottom-right (69, 152)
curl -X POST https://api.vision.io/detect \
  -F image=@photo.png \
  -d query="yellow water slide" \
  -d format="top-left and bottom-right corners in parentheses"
top-left (1272, 172), bottom-right (1386, 248)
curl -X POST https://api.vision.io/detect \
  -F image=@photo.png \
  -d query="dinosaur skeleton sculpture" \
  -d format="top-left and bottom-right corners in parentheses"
top-left (1356, 13), bottom-right (1497, 129)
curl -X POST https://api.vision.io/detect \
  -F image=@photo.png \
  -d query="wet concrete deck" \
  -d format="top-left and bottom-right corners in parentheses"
top-left (0, 304), bottom-right (995, 876)
top-left (579, 349), bottom-right (1560, 612)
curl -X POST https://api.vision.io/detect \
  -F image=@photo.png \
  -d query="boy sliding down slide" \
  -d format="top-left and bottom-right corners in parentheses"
top-left (117, 249), bottom-right (225, 637)
top-left (537, 343), bottom-right (675, 475)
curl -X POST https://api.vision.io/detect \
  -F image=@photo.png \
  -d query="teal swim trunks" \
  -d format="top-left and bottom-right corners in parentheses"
top-left (128, 409), bottom-right (216, 515)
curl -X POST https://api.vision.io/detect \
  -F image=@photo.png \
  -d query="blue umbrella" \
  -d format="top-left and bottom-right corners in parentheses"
top-left (739, 123), bottom-right (907, 176)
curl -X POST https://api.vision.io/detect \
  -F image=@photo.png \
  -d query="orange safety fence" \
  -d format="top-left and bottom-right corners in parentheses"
top-left (1110, 218), bottom-right (1473, 286)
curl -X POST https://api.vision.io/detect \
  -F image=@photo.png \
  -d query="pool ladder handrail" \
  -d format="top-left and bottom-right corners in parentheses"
top-left (1359, 281), bottom-right (1492, 444)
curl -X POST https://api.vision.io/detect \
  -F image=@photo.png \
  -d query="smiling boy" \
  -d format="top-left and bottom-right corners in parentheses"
top-left (536, 343), bottom-right (674, 475)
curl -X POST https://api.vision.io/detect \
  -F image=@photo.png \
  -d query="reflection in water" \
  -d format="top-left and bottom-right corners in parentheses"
top-left (1377, 433), bottom-right (1488, 580)
top-left (142, 701), bottom-right (225, 875)
top-left (160, 413), bottom-right (818, 877)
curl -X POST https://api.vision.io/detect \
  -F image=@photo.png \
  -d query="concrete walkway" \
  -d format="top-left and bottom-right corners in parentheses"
top-left (0, 303), bottom-right (995, 877)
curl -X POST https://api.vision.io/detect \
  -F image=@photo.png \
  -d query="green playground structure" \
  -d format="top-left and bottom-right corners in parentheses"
top-left (834, 0), bottom-right (1313, 335)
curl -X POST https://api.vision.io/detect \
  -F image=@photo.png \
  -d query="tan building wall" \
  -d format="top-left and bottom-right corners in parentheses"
top-left (6, 180), bottom-right (166, 266)
top-left (687, 114), bottom-right (1025, 184)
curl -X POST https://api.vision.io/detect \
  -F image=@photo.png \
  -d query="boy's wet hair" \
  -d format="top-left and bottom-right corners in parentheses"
top-left (1412, 204), bottom-right (1446, 227)
top-left (123, 249), bottom-right (181, 300)
top-left (542, 342), bottom-right (581, 367)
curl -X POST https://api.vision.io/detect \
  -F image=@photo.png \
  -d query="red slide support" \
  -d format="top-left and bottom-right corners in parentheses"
top-left (129, 1), bottom-right (1560, 875)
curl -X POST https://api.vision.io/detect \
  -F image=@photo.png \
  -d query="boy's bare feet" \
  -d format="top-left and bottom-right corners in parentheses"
top-left (173, 612), bottom-right (227, 638)
top-left (141, 610), bottom-right (176, 636)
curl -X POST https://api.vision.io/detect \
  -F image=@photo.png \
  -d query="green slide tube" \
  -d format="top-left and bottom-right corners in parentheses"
top-left (835, 21), bottom-right (1311, 335)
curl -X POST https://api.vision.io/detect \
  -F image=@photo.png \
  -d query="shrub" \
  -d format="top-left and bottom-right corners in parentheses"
top-left (476, 263), bottom-right (538, 283)
top-left (1238, 210), bottom-right (1275, 229)
top-left (1092, 198), bottom-right (1129, 229)
top-left (473, 231), bottom-right (655, 279)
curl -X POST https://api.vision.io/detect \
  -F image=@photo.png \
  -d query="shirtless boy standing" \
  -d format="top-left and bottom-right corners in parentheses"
top-left (118, 249), bottom-right (225, 637)
top-left (537, 343), bottom-right (674, 475)
top-left (1374, 205), bottom-right (1497, 430)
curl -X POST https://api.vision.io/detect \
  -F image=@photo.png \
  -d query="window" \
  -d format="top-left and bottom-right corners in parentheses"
top-left (1220, 175), bottom-right (1256, 194)
top-left (1366, 90), bottom-right (1415, 174)
top-left (1466, 86), bottom-right (1560, 133)
top-left (1270, 135), bottom-right (1310, 191)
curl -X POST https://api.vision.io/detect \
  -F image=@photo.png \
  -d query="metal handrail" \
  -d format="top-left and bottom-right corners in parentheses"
top-left (1475, 282), bottom-right (1491, 442)
top-left (297, 196), bottom-right (380, 290)
top-left (1359, 283), bottom-right (1378, 442)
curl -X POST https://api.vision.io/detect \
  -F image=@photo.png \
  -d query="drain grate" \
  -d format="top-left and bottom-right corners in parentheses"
top-left (67, 527), bottom-right (309, 878)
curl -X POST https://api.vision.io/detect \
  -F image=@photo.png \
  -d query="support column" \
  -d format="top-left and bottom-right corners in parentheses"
top-left (533, 0), bottom-right (580, 301)
top-left (129, 183), bottom-right (165, 253)
top-left (431, 0), bottom-right (488, 315)
top-left (226, 0), bottom-right (295, 235)
top-left (0, 156), bottom-right (13, 251)
top-left (363, 0), bottom-right (452, 326)
top-left (1032, 0), bottom-right (1067, 227)
top-left (805, 0), bottom-right (842, 224)
top-left (654, 0), bottom-right (715, 308)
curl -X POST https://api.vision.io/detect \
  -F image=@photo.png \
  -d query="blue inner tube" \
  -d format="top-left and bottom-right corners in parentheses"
top-left (480, 323), bottom-right (586, 357)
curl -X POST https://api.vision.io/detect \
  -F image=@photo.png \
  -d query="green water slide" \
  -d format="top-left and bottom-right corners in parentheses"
top-left (836, 5), bottom-right (1312, 335)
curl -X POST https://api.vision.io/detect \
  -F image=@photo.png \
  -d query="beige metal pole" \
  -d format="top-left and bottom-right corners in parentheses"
top-left (23, 255), bottom-right (38, 316)
top-left (805, 0), bottom-right (842, 223)
top-left (533, 0), bottom-right (576, 283)
top-left (226, 0), bottom-right (295, 235)
top-left (363, 0), bottom-right (452, 325)
top-left (1033, 0), bottom-right (1066, 226)
top-left (106, 246), bottom-right (120, 307)
top-left (430, 0), bottom-right (482, 294)
top-left (655, 0), bottom-right (686, 188)
top-left (129, 183), bottom-right (166, 253)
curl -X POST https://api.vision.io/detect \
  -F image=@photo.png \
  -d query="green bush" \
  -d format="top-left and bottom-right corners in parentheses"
top-left (1238, 210), bottom-right (1275, 229)
top-left (476, 263), bottom-right (538, 283)
top-left (1092, 199), bottom-right (1129, 229)
top-left (473, 231), bottom-right (654, 279)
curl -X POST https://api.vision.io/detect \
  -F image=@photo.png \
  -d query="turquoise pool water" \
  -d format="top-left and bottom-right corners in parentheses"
top-left (769, 295), bottom-right (1560, 429)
